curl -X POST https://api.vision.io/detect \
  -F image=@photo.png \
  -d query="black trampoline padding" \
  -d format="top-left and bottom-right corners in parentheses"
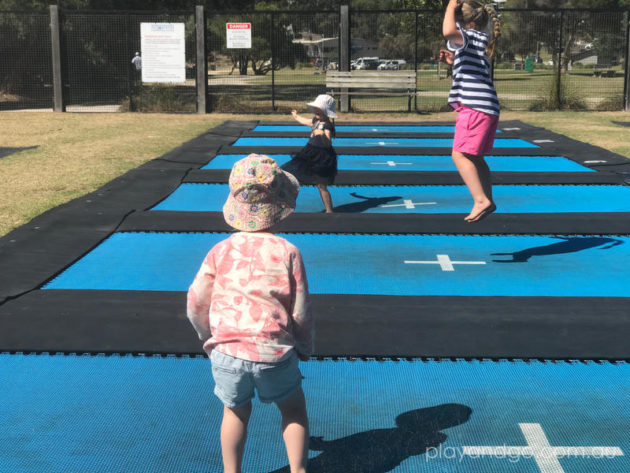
top-left (186, 169), bottom-right (626, 185)
top-left (0, 122), bottom-right (242, 304)
top-left (0, 290), bottom-right (627, 359)
top-left (121, 210), bottom-right (630, 235)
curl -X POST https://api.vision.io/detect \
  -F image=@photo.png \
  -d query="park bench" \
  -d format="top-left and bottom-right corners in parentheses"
top-left (326, 70), bottom-right (417, 111)
top-left (593, 65), bottom-right (615, 78)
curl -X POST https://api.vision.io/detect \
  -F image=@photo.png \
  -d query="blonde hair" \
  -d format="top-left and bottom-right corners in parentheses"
top-left (455, 0), bottom-right (501, 59)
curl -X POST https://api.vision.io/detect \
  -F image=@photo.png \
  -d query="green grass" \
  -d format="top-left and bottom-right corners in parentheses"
top-left (208, 68), bottom-right (625, 111)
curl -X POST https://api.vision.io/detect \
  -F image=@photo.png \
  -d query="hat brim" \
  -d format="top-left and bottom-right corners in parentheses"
top-left (307, 102), bottom-right (337, 118)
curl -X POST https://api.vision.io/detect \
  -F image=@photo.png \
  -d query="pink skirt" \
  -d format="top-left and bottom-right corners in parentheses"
top-left (453, 105), bottom-right (499, 156)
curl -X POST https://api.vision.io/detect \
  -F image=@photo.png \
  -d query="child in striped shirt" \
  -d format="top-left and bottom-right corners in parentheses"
top-left (441, 0), bottom-right (501, 222)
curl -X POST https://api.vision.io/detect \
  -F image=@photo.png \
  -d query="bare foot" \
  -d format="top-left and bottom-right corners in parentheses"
top-left (465, 202), bottom-right (496, 222)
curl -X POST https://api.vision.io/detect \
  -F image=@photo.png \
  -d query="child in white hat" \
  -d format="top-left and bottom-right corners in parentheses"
top-left (187, 154), bottom-right (313, 473)
top-left (283, 94), bottom-right (338, 213)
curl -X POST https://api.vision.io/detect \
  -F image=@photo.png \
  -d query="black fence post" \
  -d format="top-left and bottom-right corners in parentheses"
top-left (624, 9), bottom-right (630, 111)
top-left (414, 11), bottom-right (418, 112)
top-left (271, 12), bottom-right (276, 111)
top-left (50, 5), bottom-right (65, 112)
top-left (126, 14), bottom-right (135, 112)
top-left (339, 5), bottom-right (350, 113)
top-left (556, 10), bottom-right (564, 110)
top-left (196, 5), bottom-right (207, 114)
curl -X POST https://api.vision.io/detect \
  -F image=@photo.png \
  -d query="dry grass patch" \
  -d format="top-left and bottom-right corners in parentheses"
top-left (0, 113), bottom-right (220, 237)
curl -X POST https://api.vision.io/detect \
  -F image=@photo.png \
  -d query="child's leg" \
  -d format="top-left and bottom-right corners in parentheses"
top-left (220, 402), bottom-right (252, 473)
top-left (451, 151), bottom-right (495, 221)
top-left (276, 387), bottom-right (309, 473)
top-left (316, 181), bottom-right (333, 213)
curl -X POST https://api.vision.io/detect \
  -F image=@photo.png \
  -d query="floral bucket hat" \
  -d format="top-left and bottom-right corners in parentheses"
top-left (223, 154), bottom-right (299, 232)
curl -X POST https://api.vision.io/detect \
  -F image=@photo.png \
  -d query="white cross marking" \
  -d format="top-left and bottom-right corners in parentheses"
top-left (366, 141), bottom-right (399, 146)
top-left (404, 254), bottom-right (486, 271)
top-left (371, 161), bottom-right (414, 167)
top-left (534, 139), bottom-right (555, 143)
top-left (381, 200), bottom-right (437, 209)
top-left (584, 160), bottom-right (607, 164)
top-left (462, 423), bottom-right (624, 473)
top-left (502, 127), bottom-right (521, 131)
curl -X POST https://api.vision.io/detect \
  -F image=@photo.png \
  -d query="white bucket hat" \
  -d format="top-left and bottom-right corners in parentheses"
top-left (307, 94), bottom-right (337, 118)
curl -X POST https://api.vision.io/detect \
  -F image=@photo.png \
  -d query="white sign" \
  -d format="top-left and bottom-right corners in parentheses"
top-left (226, 23), bottom-right (252, 49)
top-left (140, 23), bottom-right (186, 83)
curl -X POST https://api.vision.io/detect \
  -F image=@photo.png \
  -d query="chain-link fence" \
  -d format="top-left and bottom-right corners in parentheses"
top-left (61, 11), bottom-right (196, 112)
top-left (0, 12), bottom-right (53, 111)
top-left (1, 7), bottom-right (628, 113)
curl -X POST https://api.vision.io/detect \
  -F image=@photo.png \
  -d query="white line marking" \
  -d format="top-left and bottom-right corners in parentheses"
top-left (534, 139), bottom-right (555, 143)
top-left (404, 254), bottom-right (486, 271)
top-left (462, 423), bottom-right (624, 473)
top-left (381, 200), bottom-right (437, 209)
top-left (584, 160), bottom-right (607, 164)
top-left (371, 161), bottom-right (414, 167)
top-left (366, 141), bottom-right (399, 146)
top-left (502, 127), bottom-right (521, 131)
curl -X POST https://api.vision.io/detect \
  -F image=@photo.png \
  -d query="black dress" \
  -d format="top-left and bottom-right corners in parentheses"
top-left (281, 118), bottom-right (337, 185)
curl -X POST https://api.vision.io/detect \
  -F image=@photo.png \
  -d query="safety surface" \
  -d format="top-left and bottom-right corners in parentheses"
top-left (44, 233), bottom-right (629, 296)
top-left (232, 137), bottom-right (538, 148)
top-left (202, 154), bottom-right (594, 172)
top-left (152, 184), bottom-right (630, 213)
top-left (0, 354), bottom-right (627, 473)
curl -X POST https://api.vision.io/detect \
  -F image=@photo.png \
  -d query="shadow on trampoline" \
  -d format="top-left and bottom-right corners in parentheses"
top-left (491, 235), bottom-right (624, 263)
top-left (333, 192), bottom-right (402, 213)
top-left (269, 403), bottom-right (472, 473)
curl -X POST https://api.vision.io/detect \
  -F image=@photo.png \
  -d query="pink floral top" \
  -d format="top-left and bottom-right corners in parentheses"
top-left (187, 232), bottom-right (314, 362)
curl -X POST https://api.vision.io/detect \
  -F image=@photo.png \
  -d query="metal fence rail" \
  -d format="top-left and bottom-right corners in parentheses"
top-left (0, 6), bottom-right (628, 113)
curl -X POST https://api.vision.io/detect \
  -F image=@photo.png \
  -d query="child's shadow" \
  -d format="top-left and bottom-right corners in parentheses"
top-left (334, 192), bottom-right (402, 213)
top-left (492, 236), bottom-right (623, 263)
top-left (268, 403), bottom-right (471, 473)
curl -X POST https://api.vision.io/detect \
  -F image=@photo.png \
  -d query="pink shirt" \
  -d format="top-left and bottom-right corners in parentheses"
top-left (187, 232), bottom-right (314, 362)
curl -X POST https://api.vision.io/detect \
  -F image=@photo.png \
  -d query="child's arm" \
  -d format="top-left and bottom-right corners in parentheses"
top-left (442, 0), bottom-right (463, 47)
top-left (289, 249), bottom-right (314, 359)
top-left (291, 109), bottom-right (314, 127)
top-left (186, 251), bottom-right (215, 341)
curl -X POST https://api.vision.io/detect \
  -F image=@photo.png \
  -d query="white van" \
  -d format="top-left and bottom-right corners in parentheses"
top-left (353, 57), bottom-right (380, 70)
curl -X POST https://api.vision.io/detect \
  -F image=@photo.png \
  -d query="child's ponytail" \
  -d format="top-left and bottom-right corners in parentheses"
top-left (483, 3), bottom-right (501, 59)
top-left (457, 0), bottom-right (501, 59)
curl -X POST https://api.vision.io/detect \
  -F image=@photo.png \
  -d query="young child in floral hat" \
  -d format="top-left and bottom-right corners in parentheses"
top-left (187, 154), bottom-right (313, 473)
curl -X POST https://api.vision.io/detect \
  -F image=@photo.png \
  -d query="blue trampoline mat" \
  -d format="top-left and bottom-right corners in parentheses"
top-left (202, 154), bottom-right (592, 172)
top-left (153, 184), bottom-right (630, 214)
top-left (232, 137), bottom-right (538, 148)
top-left (253, 124), bottom-right (504, 134)
top-left (1, 354), bottom-right (627, 473)
top-left (44, 233), bottom-right (630, 296)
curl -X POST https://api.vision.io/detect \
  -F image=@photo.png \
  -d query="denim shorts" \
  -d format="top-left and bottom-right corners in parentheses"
top-left (210, 349), bottom-right (302, 408)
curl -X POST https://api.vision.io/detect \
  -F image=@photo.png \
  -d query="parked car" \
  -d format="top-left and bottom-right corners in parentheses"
top-left (353, 57), bottom-right (380, 70)
top-left (377, 59), bottom-right (406, 70)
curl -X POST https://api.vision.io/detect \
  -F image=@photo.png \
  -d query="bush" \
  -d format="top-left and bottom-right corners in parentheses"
top-left (122, 84), bottom-right (196, 113)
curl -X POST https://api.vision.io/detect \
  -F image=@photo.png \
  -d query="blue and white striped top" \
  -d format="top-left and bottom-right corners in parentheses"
top-left (447, 24), bottom-right (500, 116)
